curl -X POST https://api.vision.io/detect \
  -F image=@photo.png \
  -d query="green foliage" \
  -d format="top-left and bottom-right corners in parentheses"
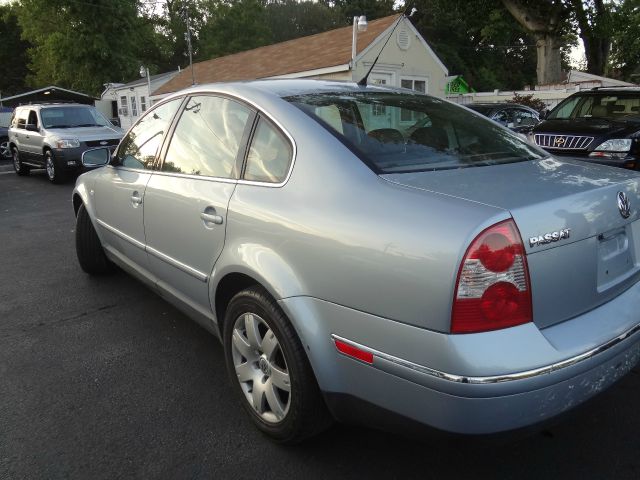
top-left (264, 0), bottom-right (343, 43)
top-left (507, 93), bottom-right (548, 112)
top-left (198, 0), bottom-right (273, 59)
top-left (324, 0), bottom-right (396, 23)
top-left (410, 0), bottom-right (538, 90)
top-left (16, 0), bottom-right (152, 95)
top-left (0, 4), bottom-right (31, 97)
top-left (609, 0), bottom-right (640, 81)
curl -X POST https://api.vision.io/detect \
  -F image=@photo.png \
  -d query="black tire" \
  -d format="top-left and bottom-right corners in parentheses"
top-left (75, 203), bottom-right (113, 274)
top-left (223, 286), bottom-right (332, 444)
top-left (12, 147), bottom-right (30, 176)
top-left (45, 149), bottom-right (65, 184)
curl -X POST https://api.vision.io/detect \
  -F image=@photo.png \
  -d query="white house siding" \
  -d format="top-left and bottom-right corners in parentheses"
top-left (114, 72), bottom-right (178, 129)
top-left (352, 18), bottom-right (448, 98)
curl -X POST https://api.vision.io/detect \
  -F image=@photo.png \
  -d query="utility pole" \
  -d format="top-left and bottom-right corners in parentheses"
top-left (183, 5), bottom-right (195, 86)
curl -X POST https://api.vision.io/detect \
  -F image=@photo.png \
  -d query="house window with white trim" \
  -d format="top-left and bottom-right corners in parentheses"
top-left (400, 78), bottom-right (428, 121)
top-left (120, 96), bottom-right (128, 116)
top-left (140, 96), bottom-right (147, 112)
top-left (371, 78), bottom-right (388, 116)
top-left (131, 96), bottom-right (138, 117)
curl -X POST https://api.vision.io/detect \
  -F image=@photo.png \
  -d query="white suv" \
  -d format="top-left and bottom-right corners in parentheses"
top-left (8, 103), bottom-right (123, 183)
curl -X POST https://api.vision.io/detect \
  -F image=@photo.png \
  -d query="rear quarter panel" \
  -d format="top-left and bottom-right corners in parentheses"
top-left (216, 94), bottom-right (507, 332)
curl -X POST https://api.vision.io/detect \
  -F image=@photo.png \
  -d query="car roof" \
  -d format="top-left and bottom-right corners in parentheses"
top-left (163, 78), bottom-right (410, 103)
top-left (572, 87), bottom-right (640, 95)
top-left (468, 102), bottom-right (535, 109)
top-left (16, 103), bottom-right (92, 110)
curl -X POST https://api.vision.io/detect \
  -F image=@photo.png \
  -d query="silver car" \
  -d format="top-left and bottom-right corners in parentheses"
top-left (72, 80), bottom-right (640, 443)
top-left (9, 103), bottom-right (122, 183)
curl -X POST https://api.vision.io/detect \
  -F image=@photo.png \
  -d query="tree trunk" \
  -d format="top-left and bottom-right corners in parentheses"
top-left (581, 35), bottom-right (610, 76)
top-left (535, 33), bottom-right (563, 85)
top-left (501, 0), bottom-right (567, 86)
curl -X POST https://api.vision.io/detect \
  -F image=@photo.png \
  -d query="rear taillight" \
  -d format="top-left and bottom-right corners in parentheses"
top-left (451, 219), bottom-right (532, 334)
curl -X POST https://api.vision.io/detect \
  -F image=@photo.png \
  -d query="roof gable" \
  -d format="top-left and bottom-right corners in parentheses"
top-left (154, 15), bottom-right (400, 96)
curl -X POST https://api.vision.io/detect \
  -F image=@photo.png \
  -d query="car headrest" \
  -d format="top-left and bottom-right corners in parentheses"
top-left (367, 128), bottom-right (405, 144)
top-left (409, 127), bottom-right (449, 151)
top-left (591, 105), bottom-right (608, 117)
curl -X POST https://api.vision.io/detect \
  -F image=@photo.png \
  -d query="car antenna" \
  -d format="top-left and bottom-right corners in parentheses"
top-left (357, 5), bottom-right (418, 87)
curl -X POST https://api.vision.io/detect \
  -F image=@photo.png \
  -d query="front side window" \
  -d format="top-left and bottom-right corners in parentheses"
top-left (286, 92), bottom-right (545, 174)
top-left (15, 109), bottom-right (28, 129)
top-left (115, 98), bottom-right (182, 170)
top-left (27, 110), bottom-right (38, 128)
top-left (244, 117), bottom-right (292, 183)
top-left (162, 95), bottom-right (251, 178)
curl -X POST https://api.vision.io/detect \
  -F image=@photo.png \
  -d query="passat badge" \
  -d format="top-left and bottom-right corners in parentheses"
top-left (100, 141), bottom-right (108, 146)
top-left (617, 191), bottom-right (631, 219)
top-left (529, 228), bottom-right (570, 248)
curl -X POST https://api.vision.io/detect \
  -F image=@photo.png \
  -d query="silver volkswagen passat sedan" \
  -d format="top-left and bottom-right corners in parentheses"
top-left (73, 80), bottom-right (640, 443)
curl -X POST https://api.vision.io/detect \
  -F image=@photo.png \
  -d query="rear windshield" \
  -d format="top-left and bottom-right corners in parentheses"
top-left (285, 92), bottom-right (544, 173)
top-left (549, 93), bottom-right (640, 121)
top-left (40, 106), bottom-right (111, 129)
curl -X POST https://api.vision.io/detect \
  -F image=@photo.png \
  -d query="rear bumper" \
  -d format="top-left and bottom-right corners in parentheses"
top-left (279, 280), bottom-right (640, 434)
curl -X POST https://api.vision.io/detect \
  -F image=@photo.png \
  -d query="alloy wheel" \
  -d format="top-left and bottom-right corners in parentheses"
top-left (46, 155), bottom-right (55, 181)
top-left (13, 149), bottom-right (20, 172)
top-left (231, 312), bottom-right (291, 424)
top-left (0, 140), bottom-right (10, 159)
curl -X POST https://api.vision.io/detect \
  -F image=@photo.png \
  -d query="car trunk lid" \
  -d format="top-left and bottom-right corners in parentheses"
top-left (382, 158), bottom-right (640, 329)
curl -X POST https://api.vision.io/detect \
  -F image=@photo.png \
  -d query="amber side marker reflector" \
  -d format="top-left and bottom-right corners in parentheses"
top-left (334, 339), bottom-right (374, 364)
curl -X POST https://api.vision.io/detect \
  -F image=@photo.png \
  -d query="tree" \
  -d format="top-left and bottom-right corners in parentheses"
top-left (17, 0), bottom-right (154, 95)
top-left (410, 0), bottom-right (539, 90)
top-left (571, 0), bottom-right (612, 75)
top-left (500, 0), bottom-right (572, 85)
top-left (609, 0), bottom-right (640, 81)
top-left (0, 4), bottom-right (31, 97)
top-left (198, 0), bottom-right (273, 60)
top-left (264, 1), bottom-right (343, 43)
top-left (326, 0), bottom-right (396, 23)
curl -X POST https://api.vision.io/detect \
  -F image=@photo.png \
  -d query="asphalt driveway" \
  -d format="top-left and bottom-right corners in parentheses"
top-left (1, 168), bottom-right (639, 479)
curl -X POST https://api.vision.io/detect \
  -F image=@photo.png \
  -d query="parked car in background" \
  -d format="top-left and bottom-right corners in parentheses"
top-left (532, 87), bottom-right (640, 170)
top-left (74, 80), bottom-right (640, 444)
top-left (0, 106), bottom-right (13, 160)
top-left (466, 102), bottom-right (541, 133)
top-left (8, 103), bottom-right (123, 183)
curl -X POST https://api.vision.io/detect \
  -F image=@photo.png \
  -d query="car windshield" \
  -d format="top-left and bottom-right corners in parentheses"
top-left (285, 91), bottom-right (544, 173)
top-left (40, 106), bottom-right (112, 129)
top-left (548, 93), bottom-right (640, 121)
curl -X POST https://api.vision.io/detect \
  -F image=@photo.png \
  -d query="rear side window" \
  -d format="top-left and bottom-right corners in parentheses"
top-left (163, 95), bottom-right (251, 178)
top-left (244, 117), bottom-right (292, 183)
top-left (115, 98), bottom-right (182, 170)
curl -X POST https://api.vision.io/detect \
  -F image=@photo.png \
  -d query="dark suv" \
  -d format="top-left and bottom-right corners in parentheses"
top-left (531, 87), bottom-right (640, 170)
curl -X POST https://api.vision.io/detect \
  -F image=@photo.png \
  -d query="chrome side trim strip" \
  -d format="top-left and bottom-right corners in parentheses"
top-left (146, 245), bottom-right (208, 283)
top-left (96, 218), bottom-right (208, 283)
top-left (96, 219), bottom-right (146, 250)
top-left (331, 322), bottom-right (640, 384)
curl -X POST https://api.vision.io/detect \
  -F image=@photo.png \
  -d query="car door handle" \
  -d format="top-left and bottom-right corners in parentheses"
top-left (131, 193), bottom-right (143, 206)
top-left (200, 209), bottom-right (223, 226)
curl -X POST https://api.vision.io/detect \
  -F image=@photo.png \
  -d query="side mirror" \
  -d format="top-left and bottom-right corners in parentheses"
top-left (82, 147), bottom-right (111, 167)
top-left (25, 124), bottom-right (38, 132)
